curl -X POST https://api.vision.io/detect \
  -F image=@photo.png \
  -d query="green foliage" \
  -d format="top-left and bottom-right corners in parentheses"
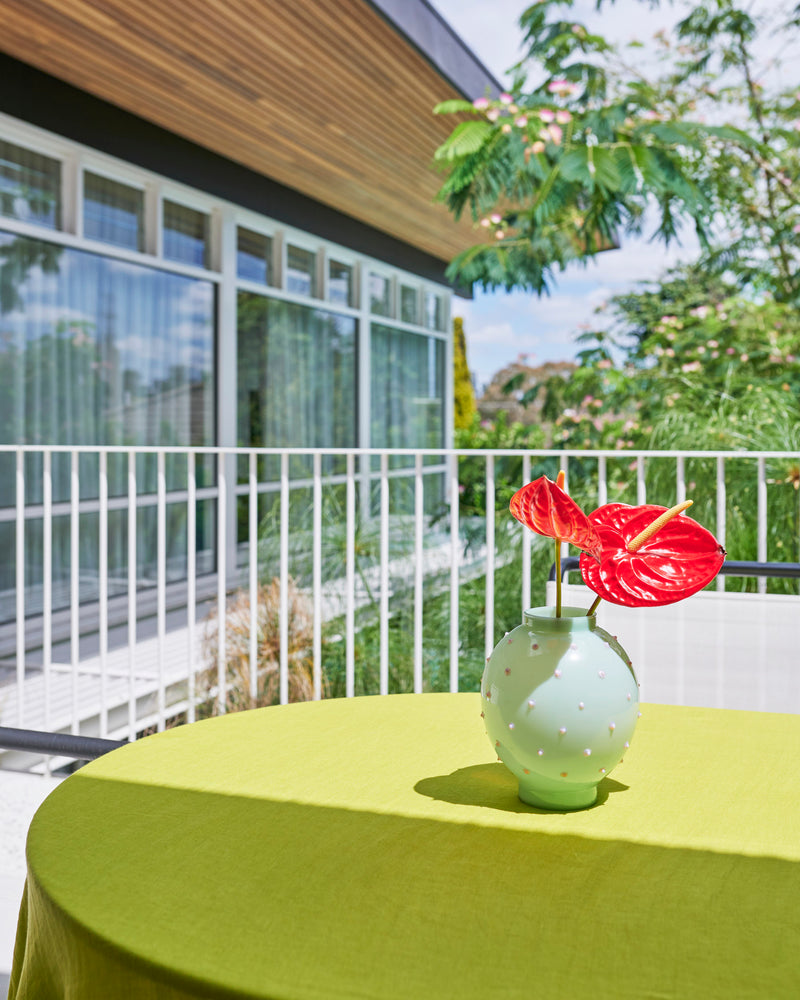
top-left (488, 262), bottom-right (800, 590)
top-left (434, 0), bottom-right (800, 302)
top-left (452, 316), bottom-right (477, 430)
top-left (453, 411), bottom-right (546, 518)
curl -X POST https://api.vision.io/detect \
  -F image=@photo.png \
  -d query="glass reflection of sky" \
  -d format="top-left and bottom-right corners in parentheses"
top-left (0, 231), bottom-right (214, 446)
top-left (83, 172), bottom-right (143, 252)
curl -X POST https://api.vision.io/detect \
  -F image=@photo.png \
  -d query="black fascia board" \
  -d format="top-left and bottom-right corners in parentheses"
top-left (0, 52), bottom-right (472, 294)
top-left (367, 0), bottom-right (502, 99)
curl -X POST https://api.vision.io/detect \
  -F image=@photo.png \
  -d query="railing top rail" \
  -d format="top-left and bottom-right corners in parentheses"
top-left (2, 445), bottom-right (799, 460)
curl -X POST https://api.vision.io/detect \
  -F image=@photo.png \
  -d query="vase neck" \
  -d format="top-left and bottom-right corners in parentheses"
top-left (523, 606), bottom-right (597, 633)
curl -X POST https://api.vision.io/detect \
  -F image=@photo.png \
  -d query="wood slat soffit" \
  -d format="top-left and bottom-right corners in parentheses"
top-left (0, 0), bottom-right (486, 262)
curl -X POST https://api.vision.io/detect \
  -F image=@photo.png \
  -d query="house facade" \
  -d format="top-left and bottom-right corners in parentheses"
top-left (0, 0), bottom-right (500, 621)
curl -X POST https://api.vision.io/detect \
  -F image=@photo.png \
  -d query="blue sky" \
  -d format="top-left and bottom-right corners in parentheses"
top-left (429, 0), bottom-right (701, 389)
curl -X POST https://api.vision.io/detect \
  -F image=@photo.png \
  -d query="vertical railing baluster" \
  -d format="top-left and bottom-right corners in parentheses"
top-left (716, 456), bottom-right (726, 593)
top-left (559, 452), bottom-right (569, 579)
top-left (485, 454), bottom-right (495, 660)
top-left (71, 451), bottom-right (80, 735)
top-left (379, 452), bottom-right (389, 696)
top-left (757, 455), bottom-right (767, 595)
top-left (42, 449), bottom-right (52, 743)
top-left (216, 449), bottom-right (227, 714)
top-left (598, 454), bottom-right (607, 506)
top-left (187, 451), bottom-right (196, 722)
top-left (345, 452), bottom-right (355, 698)
top-left (279, 451), bottom-right (290, 705)
top-left (449, 452), bottom-right (460, 693)
top-left (157, 451), bottom-right (166, 730)
top-left (521, 454), bottom-right (531, 616)
top-left (636, 455), bottom-right (646, 505)
top-left (99, 449), bottom-right (108, 738)
top-left (676, 455), bottom-right (686, 504)
top-left (127, 451), bottom-right (137, 738)
top-left (16, 448), bottom-right (25, 727)
top-left (413, 453), bottom-right (424, 694)
top-left (312, 452), bottom-right (322, 700)
top-left (249, 451), bottom-right (258, 705)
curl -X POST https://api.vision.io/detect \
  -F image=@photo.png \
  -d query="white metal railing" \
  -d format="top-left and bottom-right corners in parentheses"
top-left (1, 444), bottom-right (798, 758)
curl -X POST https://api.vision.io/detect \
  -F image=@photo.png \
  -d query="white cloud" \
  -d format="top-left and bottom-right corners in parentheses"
top-left (451, 297), bottom-right (473, 322)
top-left (467, 321), bottom-right (519, 347)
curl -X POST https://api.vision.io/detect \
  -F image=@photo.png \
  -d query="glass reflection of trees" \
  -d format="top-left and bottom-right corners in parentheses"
top-left (0, 231), bottom-right (216, 620)
top-left (237, 292), bottom-right (356, 482)
top-left (371, 323), bottom-right (444, 462)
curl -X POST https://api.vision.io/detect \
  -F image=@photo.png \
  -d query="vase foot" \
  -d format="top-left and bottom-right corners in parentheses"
top-left (518, 781), bottom-right (597, 811)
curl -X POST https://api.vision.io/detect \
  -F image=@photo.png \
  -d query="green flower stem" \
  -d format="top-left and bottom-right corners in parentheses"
top-left (555, 541), bottom-right (562, 618)
top-left (587, 594), bottom-right (602, 616)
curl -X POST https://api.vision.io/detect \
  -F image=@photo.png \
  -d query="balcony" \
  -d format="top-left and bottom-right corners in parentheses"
top-left (1, 443), bottom-right (799, 989)
top-left (1, 442), bottom-right (798, 743)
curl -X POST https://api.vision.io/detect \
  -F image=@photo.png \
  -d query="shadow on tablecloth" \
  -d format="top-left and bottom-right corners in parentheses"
top-left (414, 761), bottom-right (629, 813)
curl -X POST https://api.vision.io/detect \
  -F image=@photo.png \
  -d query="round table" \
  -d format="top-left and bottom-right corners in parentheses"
top-left (9, 694), bottom-right (800, 999)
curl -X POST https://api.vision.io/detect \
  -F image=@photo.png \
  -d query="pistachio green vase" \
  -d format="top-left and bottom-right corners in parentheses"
top-left (481, 606), bottom-right (640, 810)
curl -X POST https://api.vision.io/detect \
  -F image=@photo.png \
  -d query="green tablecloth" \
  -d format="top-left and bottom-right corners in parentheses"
top-left (9, 694), bottom-right (800, 999)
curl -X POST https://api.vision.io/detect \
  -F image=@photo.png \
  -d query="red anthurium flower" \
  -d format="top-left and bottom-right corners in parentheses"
top-left (510, 476), bottom-right (602, 560)
top-left (579, 502), bottom-right (725, 607)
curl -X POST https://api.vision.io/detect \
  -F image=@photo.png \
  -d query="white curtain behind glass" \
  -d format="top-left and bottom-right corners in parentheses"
top-left (0, 231), bottom-right (215, 617)
top-left (0, 232), bottom-right (214, 452)
top-left (370, 323), bottom-right (444, 452)
top-left (237, 293), bottom-right (356, 457)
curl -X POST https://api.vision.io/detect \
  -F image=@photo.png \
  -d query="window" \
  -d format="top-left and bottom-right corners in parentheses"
top-left (424, 291), bottom-right (445, 332)
top-left (0, 230), bottom-right (216, 620)
top-left (163, 200), bottom-right (209, 267)
top-left (0, 140), bottom-right (61, 229)
top-left (328, 259), bottom-right (354, 307)
top-left (0, 232), bottom-right (215, 456)
top-left (237, 293), bottom-right (356, 454)
top-left (237, 227), bottom-right (273, 285)
top-left (369, 273), bottom-right (392, 316)
top-left (400, 284), bottom-right (419, 325)
top-left (370, 325), bottom-right (444, 456)
top-left (83, 172), bottom-right (144, 251)
top-left (286, 244), bottom-right (317, 297)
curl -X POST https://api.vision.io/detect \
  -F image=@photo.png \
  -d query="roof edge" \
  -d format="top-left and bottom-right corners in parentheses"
top-left (0, 53), bottom-right (471, 293)
top-left (366, 0), bottom-right (503, 99)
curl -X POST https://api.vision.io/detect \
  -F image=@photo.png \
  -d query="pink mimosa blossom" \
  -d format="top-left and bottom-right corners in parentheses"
top-left (548, 79), bottom-right (578, 97)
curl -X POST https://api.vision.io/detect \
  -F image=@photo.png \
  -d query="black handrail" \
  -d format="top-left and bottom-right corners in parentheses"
top-left (548, 557), bottom-right (800, 582)
top-left (0, 727), bottom-right (125, 761)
